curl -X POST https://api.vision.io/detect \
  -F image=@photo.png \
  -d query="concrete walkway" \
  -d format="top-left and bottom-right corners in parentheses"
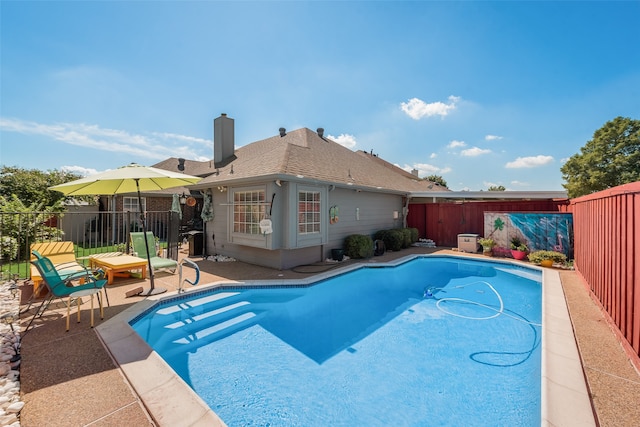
top-left (17, 247), bottom-right (640, 426)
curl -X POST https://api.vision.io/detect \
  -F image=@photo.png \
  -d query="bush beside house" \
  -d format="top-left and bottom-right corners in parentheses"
top-left (344, 234), bottom-right (374, 259)
top-left (373, 228), bottom-right (419, 252)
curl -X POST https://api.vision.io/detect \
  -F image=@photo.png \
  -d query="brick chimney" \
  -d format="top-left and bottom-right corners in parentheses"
top-left (214, 113), bottom-right (235, 167)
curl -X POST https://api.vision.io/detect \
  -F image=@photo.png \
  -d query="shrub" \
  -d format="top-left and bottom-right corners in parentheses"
top-left (374, 229), bottom-right (404, 251)
top-left (344, 234), bottom-right (374, 259)
top-left (527, 250), bottom-right (567, 265)
top-left (407, 227), bottom-right (419, 243)
top-left (400, 228), bottom-right (412, 248)
top-left (0, 236), bottom-right (19, 261)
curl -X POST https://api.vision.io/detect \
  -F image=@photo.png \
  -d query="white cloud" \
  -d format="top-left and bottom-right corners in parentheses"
top-left (399, 163), bottom-right (451, 177)
top-left (505, 155), bottom-right (554, 168)
top-left (485, 134), bottom-right (503, 141)
top-left (400, 96), bottom-right (460, 120)
top-left (461, 147), bottom-right (491, 157)
top-left (151, 132), bottom-right (211, 146)
top-left (60, 165), bottom-right (99, 177)
top-left (429, 153), bottom-right (437, 159)
top-left (0, 117), bottom-right (208, 161)
top-left (448, 140), bottom-right (466, 148)
top-left (327, 133), bottom-right (357, 149)
top-left (510, 180), bottom-right (530, 186)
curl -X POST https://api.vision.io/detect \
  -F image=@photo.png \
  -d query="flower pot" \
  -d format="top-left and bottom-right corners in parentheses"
top-left (540, 259), bottom-right (554, 267)
top-left (510, 249), bottom-right (528, 260)
top-left (482, 249), bottom-right (493, 257)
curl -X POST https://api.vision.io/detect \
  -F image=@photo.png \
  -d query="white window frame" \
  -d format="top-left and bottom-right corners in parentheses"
top-left (298, 190), bottom-right (321, 234)
top-left (294, 184), bottom-right (326, 247)
top-left (229, 186), bottom-right (269, 247)
top-left (123, 196), bottom-right (145, 213)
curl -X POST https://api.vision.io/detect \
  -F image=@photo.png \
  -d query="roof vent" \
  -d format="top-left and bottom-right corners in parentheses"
top-left (177, 158), bottom-right (185, 171)
top-left (317, 128), bottom-right (324, 138)
top-left (279, 127), bottom-right (286, 137)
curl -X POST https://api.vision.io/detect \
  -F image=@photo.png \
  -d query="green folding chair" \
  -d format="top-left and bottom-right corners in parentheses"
top-left (25, 253), bottom-right (108, 333)
top-left (130, 231), bottom-right (178, 273)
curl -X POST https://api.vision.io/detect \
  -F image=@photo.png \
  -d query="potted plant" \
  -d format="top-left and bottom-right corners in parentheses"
top-left (478, 237), bottom-right (496, 256)
top-left (527, 250), bottom-right (567, 267)
top-left (509, 237), bottom-right (529, 260)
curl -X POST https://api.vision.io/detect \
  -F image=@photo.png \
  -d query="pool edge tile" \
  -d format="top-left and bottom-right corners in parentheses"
top-left (542, 269), bottom-right (596, 427)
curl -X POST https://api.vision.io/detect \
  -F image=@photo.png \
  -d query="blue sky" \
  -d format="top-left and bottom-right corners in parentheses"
top-left (1, 1), bottom-right (638, 191)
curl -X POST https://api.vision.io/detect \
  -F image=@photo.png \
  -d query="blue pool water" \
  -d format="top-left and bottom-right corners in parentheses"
top-left (132, 256), bottom-right (542, 426)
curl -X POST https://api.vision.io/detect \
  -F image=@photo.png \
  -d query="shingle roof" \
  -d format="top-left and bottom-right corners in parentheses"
top-left (154, 128), bottom-right (447, 193)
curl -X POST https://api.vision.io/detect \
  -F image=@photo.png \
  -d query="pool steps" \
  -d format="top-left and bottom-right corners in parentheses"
top-left (137, 288), bottom-right (303, 358)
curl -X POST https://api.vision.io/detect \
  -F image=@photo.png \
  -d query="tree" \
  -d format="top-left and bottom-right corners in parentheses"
top-left (487, 185), bottom-right (506, 191)
top-left (424, 174), bottom-right (448, 188)
top-left (561, 117), bottom-right (640, 198)
top-left (0, 195), bottom-right (63, 259)
top-left (0, 166), bottom-right (82, 209)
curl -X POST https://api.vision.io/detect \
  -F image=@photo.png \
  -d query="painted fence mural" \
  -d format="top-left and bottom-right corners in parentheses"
top-left (483, 212), bottom-right (573, 258)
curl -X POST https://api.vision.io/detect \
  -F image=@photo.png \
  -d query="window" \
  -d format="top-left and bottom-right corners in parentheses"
top-left (123, 197), bottom-right (145, 212)
top-left (233, 190), bottom-right (266, 234)
top-left (298, 191), bottom-right (320, 234)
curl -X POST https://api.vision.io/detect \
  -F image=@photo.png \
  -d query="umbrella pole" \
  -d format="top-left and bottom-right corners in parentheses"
top-left (136, 179), bottom-right (166, 296)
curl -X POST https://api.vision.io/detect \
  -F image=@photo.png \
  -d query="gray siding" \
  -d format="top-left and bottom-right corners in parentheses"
top-left (201, 183), bottom-right (406, 269)
top-left (324, 188), bottom-right (404, 259)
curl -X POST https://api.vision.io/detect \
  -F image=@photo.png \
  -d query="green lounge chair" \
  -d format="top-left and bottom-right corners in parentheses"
top-left (130, 231), bottom-right (178, 273)
top-left (25, 253), bottom-right (107, 333)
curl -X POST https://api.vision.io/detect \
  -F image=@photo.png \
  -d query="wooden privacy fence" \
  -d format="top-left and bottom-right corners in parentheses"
top-left (569, 182), bottom-right (640, 361)
top-left (407, 200), bottom-right (569, 247)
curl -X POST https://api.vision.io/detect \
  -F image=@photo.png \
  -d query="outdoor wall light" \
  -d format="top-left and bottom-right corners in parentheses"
top-left (179, 193), bottom-right (188, 205)
top-left (217, 186), bottom-right (227, 192)
top-left (275, 180), bottom-right (282, 187)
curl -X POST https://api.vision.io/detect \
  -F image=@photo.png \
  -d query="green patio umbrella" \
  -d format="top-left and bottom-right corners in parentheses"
top-left (50, 163), bottom-right (202, 295)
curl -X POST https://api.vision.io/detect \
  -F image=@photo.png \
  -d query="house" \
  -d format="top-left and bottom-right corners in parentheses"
top-left (153, 113), bottom-right (445, 269)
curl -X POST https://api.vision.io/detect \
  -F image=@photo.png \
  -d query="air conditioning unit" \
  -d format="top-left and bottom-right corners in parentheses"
top-left (458, 234), bottom-right (480, 253)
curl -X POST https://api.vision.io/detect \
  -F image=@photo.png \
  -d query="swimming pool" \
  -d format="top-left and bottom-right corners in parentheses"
top-left (131, 256), bottom-right (542, 425)
top-left (96, 254), bottom-right (596, 426)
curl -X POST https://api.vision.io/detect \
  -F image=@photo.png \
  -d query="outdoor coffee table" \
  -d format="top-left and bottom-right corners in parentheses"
top-left (89, 254), bottom-right (147, 285)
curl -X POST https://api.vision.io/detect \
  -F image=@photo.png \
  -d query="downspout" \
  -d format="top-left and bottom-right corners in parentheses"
top-left (403, 194), bottom-right (411, 228)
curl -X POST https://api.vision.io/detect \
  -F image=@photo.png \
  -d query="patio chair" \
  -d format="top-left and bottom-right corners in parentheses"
top-left (130, 231), bottom-right (178, 273)
top-left (24, 254), bottom-right (108, 334)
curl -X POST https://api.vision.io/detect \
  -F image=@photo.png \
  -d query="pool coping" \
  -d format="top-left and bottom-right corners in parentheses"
top-left (95, 254), bottom-right (596, 427)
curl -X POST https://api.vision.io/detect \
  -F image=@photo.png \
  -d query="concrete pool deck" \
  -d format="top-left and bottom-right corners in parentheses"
top-left (18, 247), bottom-right (640, 426)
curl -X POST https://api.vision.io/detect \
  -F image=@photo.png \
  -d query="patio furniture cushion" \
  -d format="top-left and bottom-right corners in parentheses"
top-left (130, 231), bottom-right (178, 273)
top-left (30, 242), bottom-right (86, 295)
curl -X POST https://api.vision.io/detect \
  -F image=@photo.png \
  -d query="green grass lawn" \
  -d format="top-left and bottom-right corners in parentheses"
top-left (2, 241), bottom-right (169, 279)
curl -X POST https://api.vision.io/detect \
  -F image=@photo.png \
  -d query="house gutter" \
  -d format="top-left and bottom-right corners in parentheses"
top-left (190, 174), bottom-right (410, 195)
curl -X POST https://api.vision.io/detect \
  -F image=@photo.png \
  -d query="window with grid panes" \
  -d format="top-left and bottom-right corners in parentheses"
top-left (298, 191), bottom-right (320, 234)
top-left (233, 190), bottom-right (266, 234)
top-left (123, 196), bottom-right (145, 212)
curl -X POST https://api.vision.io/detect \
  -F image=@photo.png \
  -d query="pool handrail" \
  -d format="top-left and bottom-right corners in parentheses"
top-left (178, 258), bottom-right (200, 293)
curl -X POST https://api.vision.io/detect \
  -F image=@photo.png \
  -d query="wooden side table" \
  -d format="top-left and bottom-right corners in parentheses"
top-left (89, 255), bottom-right (148, 285)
